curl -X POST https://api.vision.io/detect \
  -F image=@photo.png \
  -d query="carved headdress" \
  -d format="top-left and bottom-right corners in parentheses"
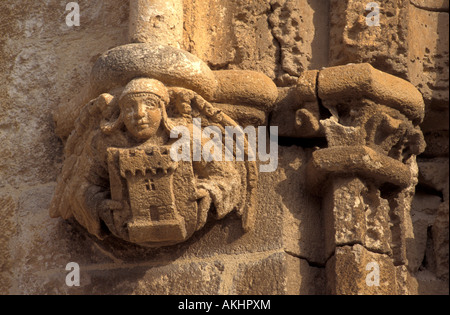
top-left (119, 78), bottom-right (170, 103)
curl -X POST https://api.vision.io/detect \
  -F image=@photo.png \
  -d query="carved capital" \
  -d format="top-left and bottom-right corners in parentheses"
top-left (307, 63), bottom-right (426, 193)
top-left (281, 63), bottom-right (427, 294)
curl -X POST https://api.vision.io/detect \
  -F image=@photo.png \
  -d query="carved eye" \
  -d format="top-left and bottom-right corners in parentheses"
top-left (144, 101), bottom-right (156, 109)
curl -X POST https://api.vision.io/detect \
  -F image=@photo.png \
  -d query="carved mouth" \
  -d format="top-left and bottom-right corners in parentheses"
top-left (136, 122), bottom-right (150, 127)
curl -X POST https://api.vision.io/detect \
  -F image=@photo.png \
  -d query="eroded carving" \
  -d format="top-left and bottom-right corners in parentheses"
top-left (50, 37), bottom-right (278, 248)
top-left (51, 75), bottom-right (271, 247)
top-left (305, 63), bottom-right (426, 294)
top-left (271, 62), bottom-right (428, 294)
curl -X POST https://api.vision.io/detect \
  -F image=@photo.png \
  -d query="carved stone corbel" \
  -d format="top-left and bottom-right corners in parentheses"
top-left (50, 1), bottom-right (278, 248)
top-left (305, 63), bottom-right (426, 294)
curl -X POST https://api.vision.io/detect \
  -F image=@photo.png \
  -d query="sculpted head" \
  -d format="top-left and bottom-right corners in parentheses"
top-left (119, 78), bottom-right (170, 140)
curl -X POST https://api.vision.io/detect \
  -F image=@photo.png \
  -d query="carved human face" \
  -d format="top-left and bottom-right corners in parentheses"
top-left (121, 93), bottom-right (163, 140)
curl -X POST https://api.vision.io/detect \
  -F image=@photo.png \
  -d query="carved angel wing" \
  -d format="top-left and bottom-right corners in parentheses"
top-left (50, 93), bottom-right (116, 238)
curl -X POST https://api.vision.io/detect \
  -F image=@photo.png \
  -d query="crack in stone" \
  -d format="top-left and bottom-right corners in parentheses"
top-left (284, 250), bottom-right (326, 268)
top-left (324, 242), bottom-right (407, 268)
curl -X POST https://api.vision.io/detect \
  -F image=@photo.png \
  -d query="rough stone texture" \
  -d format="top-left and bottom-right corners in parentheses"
top-left (407, 4), bottom-right (449, 110)
top-left (326, 244), bottom-right (398, 295)
top-left (268, 0), bottom-right (330, 82)
top-left (322, 178), bottom-right (392, 258)
top-left (329, 0), bottom-right (410, 78)
top-left (416, 158), bottom-right (449, 280)
top-left (128, 0), bottom-right (183, 48)
top-left (0, 1), bottom-right (129, 188)
top-left (0, 0), bottom-right (129, 295)
top-left (0, 0), bottom-right (448, 295)
top-left (183, 0), bottom-right (329, 86)
top-left (326, 1), bottom-right (448, 294)
top-left (0, 193), bottom-right (16, 294)
top-left (1, 140), bottom-right (321, 294)
top-left (233, 252), bottom-right (324, 295)
top-left (407, 4), bottom-right (449, 164)
top-left (328, 0), bottom-right (449, 152)
top-left (183, 0), bottom-right (278, 79)
top-left (410, 0), bottom-right (449, 11)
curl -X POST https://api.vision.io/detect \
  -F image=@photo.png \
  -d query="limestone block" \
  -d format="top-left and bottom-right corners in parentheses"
top-left (321, 177), bottom-right (392, 258)
top-left (409, 193), bottom-right (442, 272)
top-left (183, 0), bottom-right (278, 80)
top-left (418, 158), bottom-right (449, 193)
top-left (329, 0), bottom-right (410, 78)
top-left (233, 252), bottom-right (324, 295)
top-left (407, 5), bottom-right (449, 110)
top-left (83, 261), bottom-right (224, 295)
top-left (395, 265), bottom-right (419, 295)
top-left (268, 0), bottom-right (330, 78)
top-left (0, 194), bottom-right (16, 294)
top-left (183, 0), bottom-right (329, 83)
top-left (326, 244), bottom-right (397, 295)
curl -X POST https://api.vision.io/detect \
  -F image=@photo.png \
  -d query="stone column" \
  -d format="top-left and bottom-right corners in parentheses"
top-left (306, 63), bottom-right (426, 294)
top-left (129, 0), bottom-right (183, 48)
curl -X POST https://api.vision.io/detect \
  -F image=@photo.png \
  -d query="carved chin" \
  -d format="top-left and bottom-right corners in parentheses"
top-left (129, 125), bottom-right (159, 140)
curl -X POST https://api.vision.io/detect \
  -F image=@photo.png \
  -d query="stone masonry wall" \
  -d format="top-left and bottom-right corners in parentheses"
top-left (0, 0), bottom-right (448, 295)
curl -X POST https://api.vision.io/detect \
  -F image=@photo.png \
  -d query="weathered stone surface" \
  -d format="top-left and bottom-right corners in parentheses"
top-left (184, 0), bottom-right (278, 79)
top-left (183, 0), bottom-right (329, 85)
top-left (69, 261), bottom-right (225, 295)
top-left (129, 0), bottom-right (183, 48)
top-left (326, 244), bottom-right (397, 295)
top-left (270, 71), bottom-right (325, 138)
top-left (268, 0), bottom-right (330, 80)
top-left (307, 146), bottom-right (413, 193)
top-left (318, 63), bottom-right (425, 123)
top-left (410, 0), bottom-right (449, 11)
top-left (0, 1), bottom-right (129, 187)
top-left (233, 252), bottom-right (324, 295)
top-left (396, 265), bottom-right (419, 295)
top-left (0, 194), bottom-right (16, 294)
top-left (0, 0), bottom-right (447, 296)
top-left (409, 193), bottom-right (442, 272)
top-left (418, 158), bottom-right (449, 192)
top-left (416, 270), bottom-right (450, 295)
top-left (329, 0), bottom-right (410, 78)
top-left (90, 43), bottom-right (219, 100)
top-left (321, 178), bottom-right (392, 258)
top-left (407, 4), bottom-right (449, 110)
top-left (417, 158), bottom-right (449, 281)
top-left (212, 70), bottom-right (278, 109)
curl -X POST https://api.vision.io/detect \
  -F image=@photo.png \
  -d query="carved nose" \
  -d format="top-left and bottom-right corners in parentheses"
top-left (135, 105), bottom-right (146, 118)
